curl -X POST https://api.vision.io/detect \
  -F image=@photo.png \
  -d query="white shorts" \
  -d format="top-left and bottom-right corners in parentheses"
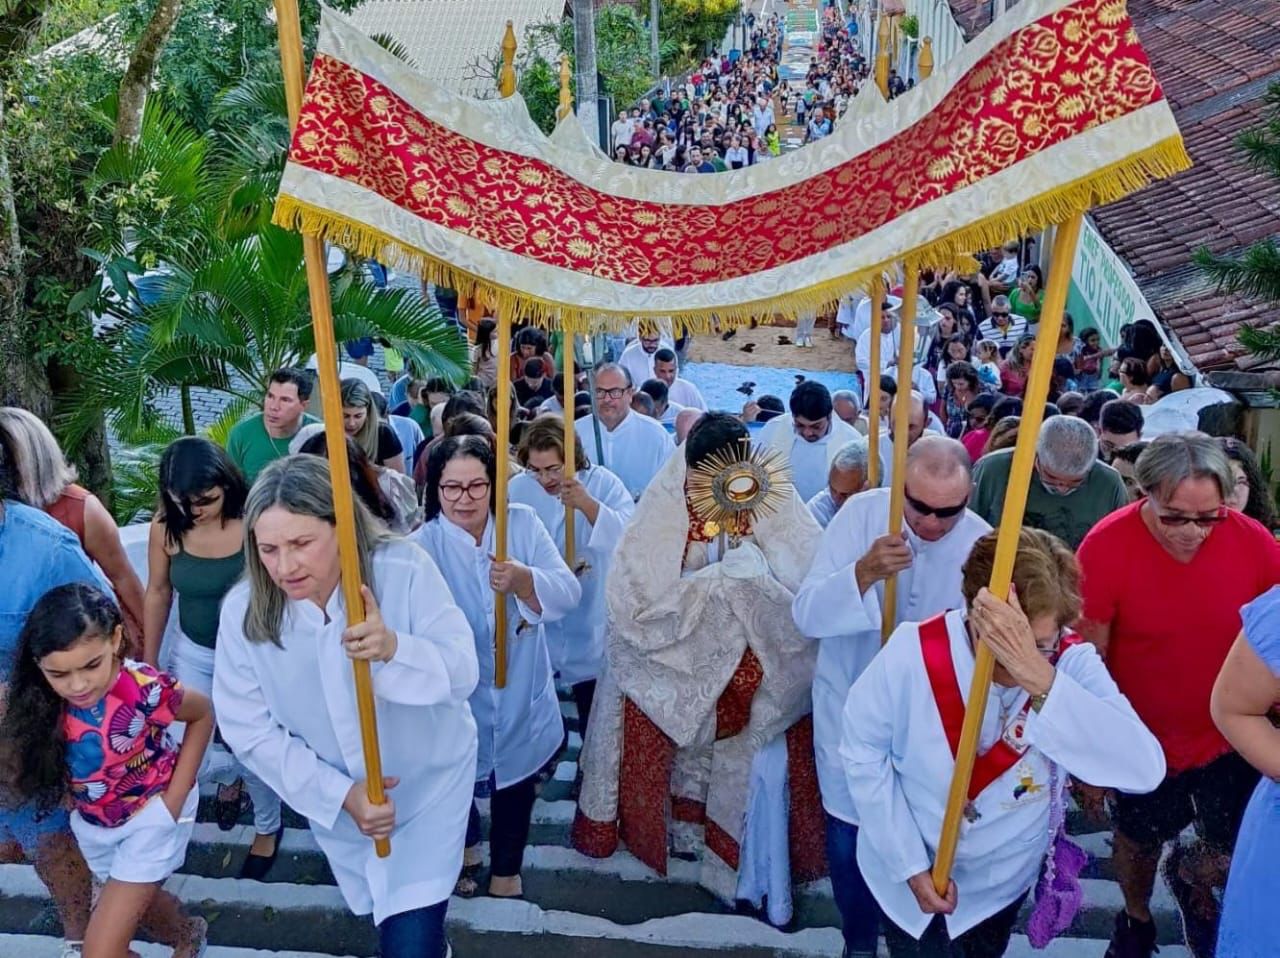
top-left (70, 788), bottom-right (197, 884)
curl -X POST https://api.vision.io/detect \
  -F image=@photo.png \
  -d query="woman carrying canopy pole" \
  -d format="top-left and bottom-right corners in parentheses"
top-left (839, 527), bottom-right (1164, 956)
top-left (212, 455), bottom-right (479, 958)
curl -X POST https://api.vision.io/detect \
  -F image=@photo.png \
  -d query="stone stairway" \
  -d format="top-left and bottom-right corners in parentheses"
top-left (0, 698), bottom-right (1192, 958)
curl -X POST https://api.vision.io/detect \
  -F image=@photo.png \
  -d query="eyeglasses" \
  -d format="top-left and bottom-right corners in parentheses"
top-left (439, 479), bottom-right (491, 502)
top-left (904, 491), bottom-right (969, 519)
top-left (595, 386), bottom-right (629, 400)
top-left (1154, 507), bottom-right (1227, 528)
top-left (1036, 628), bottom-right (1066, 659)
top-left (991, 311), bottom-right (1010, 319)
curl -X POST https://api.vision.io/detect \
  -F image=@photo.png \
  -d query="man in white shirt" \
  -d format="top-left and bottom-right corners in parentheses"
top-left (652, 348), bottom-right (707, 411)
top-left (752, 96), bottom-right (775, 137)
top-left (579, 363), bottom-right (675, 500)
top-left (856, 309), bottom-right (935, 405)
top-left (639, 379), bottom-right (685, 426)
top-left (792, 436), bottom-right (990, 958)
top-left (807, 438), bottom-right (870, 528)
top-left (611, 113), bottom-right (635, 150)
top-left (618, 326), bottom-right (672, 392)
top-left (759, 382), bottom-right (863, 502)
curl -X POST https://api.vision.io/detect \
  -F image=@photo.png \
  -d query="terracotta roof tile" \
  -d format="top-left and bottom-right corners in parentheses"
top-left (946, 0), bottom-right (1280, 370)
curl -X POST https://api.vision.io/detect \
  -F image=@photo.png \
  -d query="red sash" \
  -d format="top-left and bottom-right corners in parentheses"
top-left (918, 612), bottom-right (1080, 801)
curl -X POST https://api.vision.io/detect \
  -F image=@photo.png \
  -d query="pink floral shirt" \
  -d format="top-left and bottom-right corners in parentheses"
top-left (63, 660), bottom-right (183, 827)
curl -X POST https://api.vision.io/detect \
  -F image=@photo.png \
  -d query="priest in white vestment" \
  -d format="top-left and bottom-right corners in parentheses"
top-left (574, 413), bottom-right (827, 922)
top-left (510, 416), bottom-right (635, 734)
top-left (793, 436), bottom-right (989, 958)
top-left (841, 528), bottom-right (1163, 956)
top-left (759, 381), bottom-right (862, 502)
top-left (617, 325), bottom-right (673, 392)
top-left (578, 363), bottom-right (675, 500)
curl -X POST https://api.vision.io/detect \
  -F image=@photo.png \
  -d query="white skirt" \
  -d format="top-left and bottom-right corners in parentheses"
top-left (71, 788), bottom-right (197, 884)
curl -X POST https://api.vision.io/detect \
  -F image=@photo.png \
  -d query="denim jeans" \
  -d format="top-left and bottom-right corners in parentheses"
top-left (378, 899), bottom-right (449, 958)
top-left (825, 813), bottom-right (880, 956)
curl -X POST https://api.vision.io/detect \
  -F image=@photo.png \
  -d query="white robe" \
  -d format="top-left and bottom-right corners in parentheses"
top-left (213, 540), bottom-right (478, 924)
top-left (668, 377), bottom-right (707, 411)
top-left (412, 507), bottom-right (581, 788)
top-left (873, 420), bottom-right (947, 489)
top-left (806, 488), bottom-right (840, 528)
top-left (508, 466), bottom-right (635, 685)
top-left (792, 488), bottom-right (991, 824)
top-left (856, 327), bottom-right (937, 404)
top-left (579, 410), bottom-right (675, 501)
top-left (758, 414), bottom-right (862, 503)
top-left (618, 339), bottom-right (671, 390)
top-left (842, 610), bottom-right (1164, 938)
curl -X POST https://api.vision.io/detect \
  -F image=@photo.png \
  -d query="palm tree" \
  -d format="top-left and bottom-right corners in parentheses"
top-left (69, 100), bottom-right (468, 448)
top-left (1194, 82), bottom-right (1280, 361)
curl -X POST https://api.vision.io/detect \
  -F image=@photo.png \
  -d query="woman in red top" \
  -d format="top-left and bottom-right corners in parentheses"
top-left (998, 336), bottom-right (1034, 398)
top-left (1076, 433), bottom-right (1280, 958)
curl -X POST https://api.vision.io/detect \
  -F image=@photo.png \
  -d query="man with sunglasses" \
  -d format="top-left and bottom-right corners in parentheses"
top-left (1076, 434), bottom-right (1280, 958)
top-left (793, 436), bottom-right (990, 958)
top-left (578, 363), bottom-right (674, 501)
top-left (971, 415), bottom-right (1127, 550)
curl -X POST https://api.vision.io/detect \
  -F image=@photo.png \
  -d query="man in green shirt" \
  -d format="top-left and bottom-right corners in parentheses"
top-left (970, 414), bottom-right (1128, 550)
top-left (225, 367), bottom-right (319, 484)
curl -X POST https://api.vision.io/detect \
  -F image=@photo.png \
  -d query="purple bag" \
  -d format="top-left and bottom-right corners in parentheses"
top-left (1025, 764), bottom-right (1089, 949)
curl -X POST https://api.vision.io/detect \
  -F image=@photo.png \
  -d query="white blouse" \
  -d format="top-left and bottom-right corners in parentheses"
top-left (213, 539), bottom-right (479, 924)
top-left (412, 505), bottom-right (581, 788)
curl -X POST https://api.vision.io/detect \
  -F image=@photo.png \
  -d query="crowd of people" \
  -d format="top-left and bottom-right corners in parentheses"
top-left (607, 6), bottom-right (873, 172)
top-left (0, 275), bottom-right (1274, 958)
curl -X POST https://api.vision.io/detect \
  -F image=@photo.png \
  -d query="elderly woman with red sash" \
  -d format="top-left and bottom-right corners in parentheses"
top-left (840, 528), bottom-right (1164, 958)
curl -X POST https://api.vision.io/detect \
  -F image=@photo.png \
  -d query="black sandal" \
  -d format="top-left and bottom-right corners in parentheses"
top-left (238, 821), bottom-right (285, 881)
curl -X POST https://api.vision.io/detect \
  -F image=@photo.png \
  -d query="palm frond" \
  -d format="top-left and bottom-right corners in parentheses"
top-left (204, 395), bottom-right (259, 447)
top-left (1193, 241), bottom-right (1280, 303)
top-left (329, 283), bottom-right (471, 382)
top-left (368, 32), bottom-right (418, 68)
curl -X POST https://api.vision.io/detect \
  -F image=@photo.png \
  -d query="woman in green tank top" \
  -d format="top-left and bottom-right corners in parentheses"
top-left (142, 437), bottom-right (285, 879)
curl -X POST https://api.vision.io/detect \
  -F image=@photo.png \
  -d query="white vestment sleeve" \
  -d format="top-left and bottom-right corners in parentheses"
top-left (840, 632), bottom-right (933, 883)
top-left (213, 613), bottom-right (355, 830)
top-left (372, 550), bottom-right (480, 707)
top-left (585, 472), bottom-right (635, 553)
top-left (1026, 644), bottom-right (1166, 793)
top-left (792, 516), bottom-right (877, 639)
top-left (517, 513), bottom-right (582, 625)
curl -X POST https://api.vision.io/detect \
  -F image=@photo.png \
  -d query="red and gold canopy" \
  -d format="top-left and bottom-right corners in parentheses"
top-left (273, 0), bottom-right (1189, 331)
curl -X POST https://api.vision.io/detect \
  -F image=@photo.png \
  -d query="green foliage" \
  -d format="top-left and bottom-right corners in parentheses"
top-left (1194, 82), bottom-right (1280, 358)
top-left (660, 0), bottom-right (738, 70)
top-left (67, 101), bottom-right (470, 447)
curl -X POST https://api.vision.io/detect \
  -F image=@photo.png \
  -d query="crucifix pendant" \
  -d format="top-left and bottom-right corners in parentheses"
top-left (963, 801), bottom-right (981, 823)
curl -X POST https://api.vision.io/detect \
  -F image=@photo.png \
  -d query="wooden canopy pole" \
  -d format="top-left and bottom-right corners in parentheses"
top-left (931, 212), bottom-right (1086, 892)
top-left (493, 20), bottom-right (518, 690)
top-left (273, 0), bottom-right (389, 857)
top-left (866, 279), bottom-right (884, 487)
top-left (880, 267), bottom-right (919, 644)
top-left (557, 57), bottom-right (577, 571)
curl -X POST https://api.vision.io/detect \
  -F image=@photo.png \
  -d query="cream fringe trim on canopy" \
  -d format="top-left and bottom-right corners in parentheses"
top-left (273, 137), bottom-right (1189, 335)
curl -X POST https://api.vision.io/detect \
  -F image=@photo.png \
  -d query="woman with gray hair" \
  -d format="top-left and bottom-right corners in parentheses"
top-left (341, 378), bottom-right (405, 472)
top-left (212, 455), bottom-right (478, 957)
top-left (0, 406), bottom-right (146, 650)
top-left (1077, 433), bottom-right (1280, 958)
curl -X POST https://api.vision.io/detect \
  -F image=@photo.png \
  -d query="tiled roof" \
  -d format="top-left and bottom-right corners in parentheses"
top-left (347, 0), bottom-right (567, 99)
top-left (950, 0), bottom-right (1280, 370)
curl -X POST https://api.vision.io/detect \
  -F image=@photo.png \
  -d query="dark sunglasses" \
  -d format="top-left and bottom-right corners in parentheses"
top-left (1154, 507), bottom-right (1227, 529)
top-left (991, 311), bottom-right (1010, 318)
top-left (905, 491), bottom-right (969, 519)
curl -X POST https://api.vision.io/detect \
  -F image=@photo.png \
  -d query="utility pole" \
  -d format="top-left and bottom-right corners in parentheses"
top-left (650, 0), bottom-right (660, 78)
top-left (572, 0), bottom-right (601, 147)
